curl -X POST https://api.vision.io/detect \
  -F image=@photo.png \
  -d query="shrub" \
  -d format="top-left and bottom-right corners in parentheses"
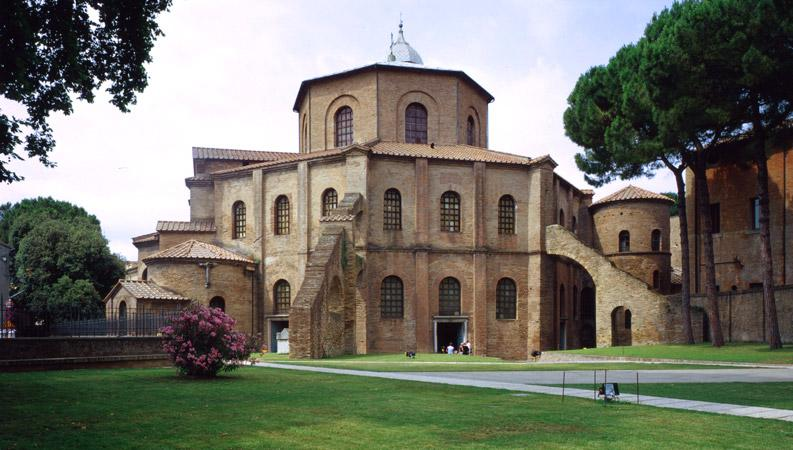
top-left (160, 304), bottom-right (252, 377)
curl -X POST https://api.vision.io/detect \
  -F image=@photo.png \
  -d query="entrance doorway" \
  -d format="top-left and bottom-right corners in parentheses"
top-left (580, 287), bottom-right (596, 348)
top-left (434, 320), bottom-right (467, 353)
top-left (270, 320), bottom-right (289, 354)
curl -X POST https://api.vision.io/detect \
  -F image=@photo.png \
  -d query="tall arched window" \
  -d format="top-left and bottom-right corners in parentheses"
top-left (651, 229), bottom-right (661, 251)
top-left (405, 103), bottom-right (428, 144)
top-left (275, 195), bottom-right (290, 235)
top-left (440, 191), bottom-right (461, 232)
top-left (619, 230), bottom-right (630, 252)
top-left (380, 276), bottom-right (404, 319)
top-left (496, 278), bottom-right (517, 319)
top-left (572, 216), bottom-right (577, 234)
top-left (466, 115), bottom-right (476, 146)
top-left (274, 280), bottom-right (291, 314)
top-left (334, 106), bottom-right (353, 147)
top-left (322, 188), bottom-right (338, 216)
top-left (559, 209), bottom-right (565, 227)
top-left (233, 201), bottom-right (246, 239)
top-left (559, 284), bottom-right (566, 318)
top-left (572, 285), bottom-right (579, 319)
top-left (383, 188), bottom-right (402, 230)
top-left (209, 296), bottom-right (225, 312)
top-left (439, 277), bottom-right (461, 316)
top-left (498, 195), bottom-right (515, 235)
top-left (625, 309), bottom-right (632, 329)
top-left (302, 114), bottom-right (308, 152)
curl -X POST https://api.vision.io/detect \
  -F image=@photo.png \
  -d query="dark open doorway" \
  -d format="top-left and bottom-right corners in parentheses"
top-left (270, 320), bottom-right (289, 354)
top-left (435, 321), bottom-right (466, 353)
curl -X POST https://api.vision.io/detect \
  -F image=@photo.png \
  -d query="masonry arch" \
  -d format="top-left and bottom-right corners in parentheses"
top-left (324, 94), bottom-right (360, 149)
top-left (611, 307), bottom-right (632, 346)
top-left (545, 224), bottom-right (674, 348)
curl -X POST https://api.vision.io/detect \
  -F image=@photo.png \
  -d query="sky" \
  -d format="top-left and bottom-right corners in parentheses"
top-left (1, 0), bottom-right (676, 260)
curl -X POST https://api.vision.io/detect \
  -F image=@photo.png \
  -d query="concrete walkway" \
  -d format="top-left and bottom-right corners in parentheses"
top-left (253, 362), bottom-right (793, 423)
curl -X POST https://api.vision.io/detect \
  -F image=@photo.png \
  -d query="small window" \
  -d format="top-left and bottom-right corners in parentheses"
top-left (466, 115), bottom-right (476, 146)
top-left (380, 276), bottom-right (404, 319)
top-left (496, 278), bottom-right (516, 319)
top-left (275, 195), bottom-right (290, 235)
top-left (625, 310), bottom-right (632, 329)
top-left (652, 270), bottom-right (660, 289)
top-left (559, 209), bottom-right (565, 227)
top-left (383, 188), bottom-right (402, 230)
top-left (334, 106), bottom-right (353, 147)
top-left (233, 201), bottom-right (246, 239)
top-left (498, 195), bottom-right (515, 235)
top-left (405, 103), bottom-right (428, 144)
top-left (619, 230), bottom-right (630, 252)
top-left (440, 191), bottom-right (461, 232)
top-left (322, 188), bottom-right (338, 216)
top-left (651, 229), bottom-right (661, 251)
top-left (439, 277), bottom-right (461, 316)
top-left (274, 280), bottom-right (291, 314)
top-left (209, 296), bottom-right (225, 312)
top-left (710, 203), bottom-right (721, 234)
top-left (751, 197), bottom-right (760, 230)
top-left (559, 284), bottom-right (566, 319)
top-left (571, 216), bottom-right (577, 234)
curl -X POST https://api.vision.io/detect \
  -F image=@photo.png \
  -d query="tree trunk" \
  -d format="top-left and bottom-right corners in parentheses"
top-left (673, 169), bottom-right (695, 344)
top-left (754, 143), bottom-right (783, 349)
top-left (694, 150), bottom-right (725, 346)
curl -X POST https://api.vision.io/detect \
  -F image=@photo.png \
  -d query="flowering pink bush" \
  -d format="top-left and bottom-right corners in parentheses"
top-left (160, 304), bottom-right (252, 377)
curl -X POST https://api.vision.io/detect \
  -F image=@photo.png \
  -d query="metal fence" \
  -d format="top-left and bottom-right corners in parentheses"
top-left (1, 304), bottom-right (181, 338)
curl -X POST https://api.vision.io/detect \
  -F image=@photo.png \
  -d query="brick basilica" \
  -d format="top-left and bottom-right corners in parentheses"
top-left (106, 24), bottom-right (695, 359)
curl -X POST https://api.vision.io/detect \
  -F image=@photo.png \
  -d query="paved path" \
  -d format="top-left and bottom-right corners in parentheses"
top-left (253, 362), bottom-right (793, 423)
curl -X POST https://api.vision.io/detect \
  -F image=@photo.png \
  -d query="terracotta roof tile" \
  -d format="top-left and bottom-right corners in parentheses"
top-left (192, 147), bottom-right (294, 161)
top-left (143, 240), bottom-right (254, 264)
top-left (156, 220), bottom-right (216, 232)
top-left (212, 148), bottom-right (345, 175)
top-left (371, 142), bottom-right (533, 165)
top-left (592, 185), bottom-right (674, 207)
top-left (119, 280), bottom-right (189, 301)
top-left (131, 232), bottom-right (159, 244)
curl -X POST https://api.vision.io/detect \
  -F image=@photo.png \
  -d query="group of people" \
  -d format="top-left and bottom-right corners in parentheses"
top-left (444, 340), bottom-right (472, 355)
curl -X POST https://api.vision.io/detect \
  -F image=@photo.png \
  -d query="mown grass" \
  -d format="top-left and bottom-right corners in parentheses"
top-left (560, 382), bottom-right (793, 410)
top-left (1, 367), bottom-right (792, 449)
top-left (252, 352), bottom-right (740, 372)
top-left (558, 343), bottom-right (793, 364)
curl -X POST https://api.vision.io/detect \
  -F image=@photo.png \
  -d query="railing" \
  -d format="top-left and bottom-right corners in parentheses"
top-left (1, 305), bottom-right (181, 338)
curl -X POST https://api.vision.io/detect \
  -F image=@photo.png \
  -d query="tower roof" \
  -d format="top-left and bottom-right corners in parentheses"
top-left (386, 21), bottom-right (423, 64)
top-left (591, 185), bottom-right (673, 208)
top-left (143, 240), bottom-right (254, 265)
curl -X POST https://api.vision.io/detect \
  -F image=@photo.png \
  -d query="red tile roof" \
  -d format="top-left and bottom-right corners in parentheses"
top-left (143, 240), bottom-right (254, 264)
top-left (156, 220), bottom-right (216, 233)
top-left (131, 232), bottom-right (159, 244)
top-left (192, 147), bottom-right (294, 161)
top-left (592, 185), bottom-right (674, 207)
top-left (371, 142), bottom-right (535, 165)
top-left (118, 280), bottom-right (189, 301)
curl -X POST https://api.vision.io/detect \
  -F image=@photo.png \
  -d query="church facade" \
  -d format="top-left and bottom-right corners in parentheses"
top-left (108, 25), bottom-right (685, 359)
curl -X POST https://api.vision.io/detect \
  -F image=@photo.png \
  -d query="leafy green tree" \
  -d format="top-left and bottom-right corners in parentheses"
top-left (1, 0), bottom-right (172, 183)
top-left (564, 44), bottom-right (699, 345)
top-left (662, 193), bottom-right (679, 217)
top-left (640, 0), bottom-right (792, 349)
top-left (0, 197), bottom-right (123, 318)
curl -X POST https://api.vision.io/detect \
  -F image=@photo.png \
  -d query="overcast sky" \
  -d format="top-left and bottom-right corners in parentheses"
top-left (1, 0), bottom-right (676, 260)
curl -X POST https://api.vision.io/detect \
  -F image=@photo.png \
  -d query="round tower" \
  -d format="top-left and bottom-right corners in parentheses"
top-left (590, 185), bottom-right (673, 293)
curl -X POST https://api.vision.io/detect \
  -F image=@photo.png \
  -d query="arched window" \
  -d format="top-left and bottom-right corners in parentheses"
top-left (625, 309), bottom-right (632, 329)
top-left (653, 270), bottom-right (660, 289)
top-left (301, 114), bottom-right (308, 152)
top-left (498, 195), bottom-right (515, 235)
top-left (559, 284), bottom-right (566, 318)
top-left (383, 188), bottom-right (402, 230)
top-left (619, 230), bottom-right (630, 252)
top-left (380, 276), bottom-right (404, 319)
top-left (233, 201), bottom-right (246, 239)
top-left (275, 195), bottom-right (290, 235)
top-left (496, 278), bottom-right (516, 319)
top-left (322, 188), bottom-right (338, 216)
top-left (440, 191), bottom-right (461, 232)
top-left (118, 301), bottom-right (127, 335)
top-left (209, 296), bottom-right (225, 312)
top-left (466, 115), bottom-right (476, 146)
top-left (274, 280), bottom-right (291, 314)
top-left (405, 103), bottom-right (428, 144)
top-left (651, 229), bottom-right (661, 251)
top-left (141, 268), bottom-right (148, 281)
top-left (334, 106), bottom-right (353, 147)
top-left (439, 277), bottom-right (461, 316)
top-left (572, 216), bottom-right (577, 234)
top-left (572, 285), bottom-right (579, 319)
top-left (559, 209), bottom-right (565, 227)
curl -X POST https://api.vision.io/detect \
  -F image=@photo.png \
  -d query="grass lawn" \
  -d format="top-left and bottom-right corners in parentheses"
top-left (2, 368), bottom-right (793, 449)
top-left (560, 383), bottom-right (793, 410)
top-left (558, 343), bottom-right (793, 364)
top-left (252, 352), bottom-right (741, 372)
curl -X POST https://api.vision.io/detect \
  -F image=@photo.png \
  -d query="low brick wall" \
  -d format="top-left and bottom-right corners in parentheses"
top-left (0, 337), bottom-right (168, 371)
